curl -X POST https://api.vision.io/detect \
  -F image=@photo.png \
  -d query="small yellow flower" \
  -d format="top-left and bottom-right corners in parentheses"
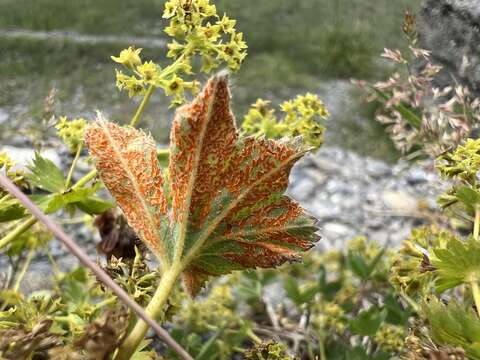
top-left (115, 70), bottom-right (146, 98)
top-left (195, 0), bottom-right (216, 17)
top-left (111, 47), bottom-right (142, 70)
top-left (136, 61), bottom-right (160, 83)
top-left (0, 151), bottom-right (16, 172)
top-left (218, 15), bottom-right (236, 34)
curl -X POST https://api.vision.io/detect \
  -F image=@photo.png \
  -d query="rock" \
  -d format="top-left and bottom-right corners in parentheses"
top-left (419, 0), bottom-right (480, 95)
top-left (381, 191), bottom-right (419, 213)
top-left (289, 146), bottom-right (442, 249)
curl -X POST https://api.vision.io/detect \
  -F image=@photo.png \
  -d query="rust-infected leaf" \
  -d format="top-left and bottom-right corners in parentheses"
top-left (86, 74), bottom-right (319, 295)
top-left (169, 74), bottom-right (319, 295)
top-left (85, 118), bottom-right (170, 264)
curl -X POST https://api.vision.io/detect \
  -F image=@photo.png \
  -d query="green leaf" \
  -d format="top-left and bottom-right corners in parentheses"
top-left (76, 196), bottom-right (115, 215)
top-left (58, 267), bottom-right (88, 306)
top-left (455, 185), bottom-right (480, 209)
top-left (346, 253), bottom-right (370, 280)
top-left (349, 306), bottom-right (383, 336)
top-left (0, 199), bottom-right (26, 222)
top-left (424, 297), bottom-right (480, 359)
top-left (432, 237), bottom-right (480, 293)
top-left (26, 152), bottom-right (65, 193)
top-left (283, 275), bottom-right (302, 305)
top-left (195, 330), bottom-right (222, 360)
top-left (45, 188), bottom-right (95, 213)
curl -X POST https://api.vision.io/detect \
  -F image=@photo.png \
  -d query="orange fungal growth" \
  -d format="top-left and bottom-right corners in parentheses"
top-left (85, 117), bottom-right (169, 262)
top-left (86, 75), bottom-right (319, 296)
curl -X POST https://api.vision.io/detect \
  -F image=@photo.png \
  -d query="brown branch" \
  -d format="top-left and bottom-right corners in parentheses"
top-left (0, 173), bottom-right (193, 360)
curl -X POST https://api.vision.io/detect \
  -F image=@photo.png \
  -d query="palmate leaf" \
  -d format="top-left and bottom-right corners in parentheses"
top-left (431, 237), bottom-right (480, 293)
top-left (424, 298), bottom-right (480, 359)
top-left (85, 74), bottom-right (319, 295)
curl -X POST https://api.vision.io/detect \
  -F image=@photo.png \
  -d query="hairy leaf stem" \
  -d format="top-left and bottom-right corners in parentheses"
top-left (115, 265), bottom-right (184, 360)
top-left (13, 246), bottom-right (34, 292)
top-left (0, 216), bottom-right (37, 250)
top-left (130, 85), bottom-right (155, 127)
top-left (474, 207), bottom-right (480, 241)
top-left (472, 281), bottom-right (480, 317)
top-left (65, 144), bottom-right (84, 188)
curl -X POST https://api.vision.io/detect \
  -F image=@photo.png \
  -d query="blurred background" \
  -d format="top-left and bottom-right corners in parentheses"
top-left (0, 0), bottom-right (418, 161)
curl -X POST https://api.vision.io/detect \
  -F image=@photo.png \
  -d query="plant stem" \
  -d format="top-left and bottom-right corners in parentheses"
top-left (319, 337), bottom-right (327, 360)
top-left (130, 85), bottom-right (155, 127)
top-left (13, 247), bottom-right (35, 292)
top-left (0, 216), bottom-right (37, 250)
top-left (246, 328), bottom-right (262, 344)
top-left (0, 194), bottom-right (11, 203)
top-left (472, 281), bottom-right (480, 317)
top-left (65, 144), bottom-right (83, 188)
top-left (71, 169), bottom-right (97, 190)
top-left (474, 207), bottom-right (480, 241)
top-left (115, 266), bottom-right (182, 360)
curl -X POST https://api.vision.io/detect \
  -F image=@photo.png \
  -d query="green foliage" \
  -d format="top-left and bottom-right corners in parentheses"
top-left (389, 226), bottom-right (456, 296)
top-left (244, 342), bottom-right (292, 360)
top-left (26, 152), bottom-right (65, 193)
top-left (432, 237), bottom-right (480, 292)
top-left (424, 298), bottom-right (480, 359)
top-left (5, 1), bottom-right (480, 359)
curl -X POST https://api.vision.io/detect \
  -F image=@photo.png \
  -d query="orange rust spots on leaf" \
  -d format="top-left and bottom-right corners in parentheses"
top-left (86, 75), bottom-right (319, 297)
top-left (169, 74), bottom-right (319, 296)
top-left (169, 74), bottom-right (238, 226)
top-left (85, 118), bottom-right (168, 257)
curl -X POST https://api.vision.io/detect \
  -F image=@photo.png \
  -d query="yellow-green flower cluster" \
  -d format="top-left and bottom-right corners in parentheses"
top-left (55, 116), bottom-right (87, 152)
top-left (244, 341), bottom-right (292, 360)
top-left (180, 284), bottom-right (239, 329)
top-left (0, 151), bottom-right (24, 183)
top-left (113, 0), bottom-right (246, 106)
top-left (347, 236), bottom-right (383, 262)
top-left (389, 226), bottom-right (454, 295)
top-left (163, 0), bottom-right (247, 72)
top-left (242, 93), bottom-right (329, 148)
top-left (374, 324), bottom-right (405, 352)
top-left (312, 302), bottom-right (346, 332)
top-left (0, 151), bottom-right (16, 175)
top-left (113, 47), bottom-right (200, 104)
top-left (437, 138), bottom-right (480, 183)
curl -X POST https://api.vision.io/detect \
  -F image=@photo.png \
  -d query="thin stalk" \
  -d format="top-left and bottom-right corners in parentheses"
top-left (0, 194), bottom-right (11, 203)
top-left (115, 266), bottom-right (182, 360)
top-left (92, 296), bottom-right (118, 311)
top-left (472, 281), bottom-right (480, 317)
top-left (246, 328), bottom-right (262, 344)
top-left (0, 174), bottom-right (193, 360)
top-left (71, 169), bottom-right (97, 190)
top-left (474, 207), bottom-right (480, 241)
top-left (319, 338), bottom-right (327, 360)
top-left (0, 216), bottom-right (36, 250)
top-left (65, 144), bottom-right (83, 188)
top-left (130, 85), bottom-right (155, 127)
top-left (13, 247), bottom-right (35, 292)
